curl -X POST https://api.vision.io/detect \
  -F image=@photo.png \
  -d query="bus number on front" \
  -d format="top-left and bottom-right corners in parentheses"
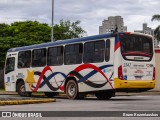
top-left (123, 63), bottom-right (131, 67)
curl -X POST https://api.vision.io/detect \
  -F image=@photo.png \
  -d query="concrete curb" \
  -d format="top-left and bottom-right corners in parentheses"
top-left (0, 99), bottom-right (56, 106)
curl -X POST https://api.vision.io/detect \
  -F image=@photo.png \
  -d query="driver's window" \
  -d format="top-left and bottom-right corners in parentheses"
top-left (5, 57), bottom-right (15, 74)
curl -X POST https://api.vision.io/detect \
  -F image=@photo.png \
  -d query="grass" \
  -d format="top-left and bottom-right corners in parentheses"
top-left (0, 89), bottom-right (5, 92)
top-left (32, 92), bottom-right (44, 95)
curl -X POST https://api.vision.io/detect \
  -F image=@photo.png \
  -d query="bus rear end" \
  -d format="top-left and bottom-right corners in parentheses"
top-left (114, 32), bottom-right (155, 92)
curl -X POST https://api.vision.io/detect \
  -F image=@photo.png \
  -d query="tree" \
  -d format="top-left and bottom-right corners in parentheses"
top-left (0, 21), bottom-right (51, 69)
top-left (0, 20), bottom-right (86, 69)
top-left (154, 26), bottom-right (160, 41)
top-left (151, 14), bottom-right (160, 42)
top-left (53, 20), bottom-right (86, 40)
top-left (8, 21), bottom-right (51, 42)
top-left (0, 23), bottom-right (9, 37)
top-left (151, 15), bottom-right (160, 21)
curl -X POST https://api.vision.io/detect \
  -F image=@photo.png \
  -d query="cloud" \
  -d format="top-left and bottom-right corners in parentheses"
top-left (0, 0), bottom-right (51, 23)
top-left (0, 0), bottom-right (160, 35)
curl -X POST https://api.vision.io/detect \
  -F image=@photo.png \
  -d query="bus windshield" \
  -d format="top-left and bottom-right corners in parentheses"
top-left (120, 34), bottom-right (153, 61)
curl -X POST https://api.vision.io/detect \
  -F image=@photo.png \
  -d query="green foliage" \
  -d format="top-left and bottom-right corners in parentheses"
top-left (154, 26), bottom-right (160, 42)
top-left (151, 15), bottom-right (160, 21)
top-left (5, 21), bottom-right (51, 42)
top-left (0, 20), bottom-right (86, 69)
top-left (0, 21), bottom-right (51, 69)
top-left (151, 14), bottom-right (160, 42)
top-left (53, 20), bottom-right (86, 40)
top-left (0, 89), bottom-right (4, 91)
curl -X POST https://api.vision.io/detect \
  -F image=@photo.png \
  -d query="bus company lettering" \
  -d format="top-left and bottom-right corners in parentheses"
top-left (134, 70), bottom-right (143, 74)
top-left (134, 57), bottom-right (144, 60)
top-left (146, 64), bottom-right (153, 67)
top-left (16, 73), bottom-right (24, 79)
top-left (133, 65), bottom-right (144, 67)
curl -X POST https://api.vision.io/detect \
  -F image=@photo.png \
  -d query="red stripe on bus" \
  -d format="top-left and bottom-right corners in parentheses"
top-left (155, 50), bottom-right (160, 53)
top-left (115, 41), bottom-right (120, 51)
top-left (33, 66), bottom-right (53, 92)
top-left (74, 64), bottom-right (113, 89)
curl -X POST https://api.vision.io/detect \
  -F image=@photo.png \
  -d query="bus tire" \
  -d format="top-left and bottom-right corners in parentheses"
top-left (66, 80), bottom-right (78, 100)
top-left (95, 90), bottom-right (115, 100)
top-left (44, 92), bottom-right (57, 98)
top-left (17, 81), bottom-right (31, 97)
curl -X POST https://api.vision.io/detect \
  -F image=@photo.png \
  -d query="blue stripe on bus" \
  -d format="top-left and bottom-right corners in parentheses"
top-left (77, 64), bottom-right (113, 83)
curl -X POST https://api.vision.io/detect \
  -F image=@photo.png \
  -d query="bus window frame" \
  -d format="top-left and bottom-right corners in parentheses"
top-left (32, 48), bottom-right (47, 67)
top-left (64, 43), bottom-right (83, 65)
top-left (47, 45), bottom-right (64, 66)
top-left (18, 50), bottom-right (31, 69)
top-left (83, 40), bottom-right (105, 63)
top-left (120, 35), bottom-right (153, 62)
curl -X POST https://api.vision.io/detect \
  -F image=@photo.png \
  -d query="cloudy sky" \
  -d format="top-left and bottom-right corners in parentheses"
top-left (0, 0), bottom-right (160, 35)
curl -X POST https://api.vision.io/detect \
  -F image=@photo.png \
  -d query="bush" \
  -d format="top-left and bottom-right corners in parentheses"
top-left (0, 70), bottom-right (4, 89)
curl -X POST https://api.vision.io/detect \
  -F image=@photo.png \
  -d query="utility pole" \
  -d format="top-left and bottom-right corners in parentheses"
top-left (51, 0), bottom-right (54, 42)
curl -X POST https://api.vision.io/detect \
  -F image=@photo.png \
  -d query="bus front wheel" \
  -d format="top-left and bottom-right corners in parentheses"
top-left (66, 80), bottom-right (78, 100)
top-left (17, 81), bottom-right (31, 97)
top-left (95, 90), bottom-right (115, 100)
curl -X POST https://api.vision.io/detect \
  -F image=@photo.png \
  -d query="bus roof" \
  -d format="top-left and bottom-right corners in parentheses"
top-left (8, 32), bottom-right (152, 52)
top-left (8, 33), bottom-right (114, 52)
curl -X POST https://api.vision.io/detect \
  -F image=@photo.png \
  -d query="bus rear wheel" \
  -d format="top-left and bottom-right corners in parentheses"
top-left (44, 92), bottom-right (57, 98)
top-left (95, 90), bottom-right (115, 100)
top-left (17, 81), bottom-right (31, 97)
top-left (66, 80), bottom-right (78, 100)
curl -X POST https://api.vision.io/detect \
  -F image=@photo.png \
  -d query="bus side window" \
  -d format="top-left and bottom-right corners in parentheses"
top-left (84, 40), bottom-right (105, 63)
top-left (64, 43), bottom-right (83, 65)
top-left (18, 51), bottom-right (31, 68)
top-left (105, 39), bottom-right (110, 62)
top-left (32, 48), bottom-right (46, 67)
top-left (83, 42), bottom-right (94, 63)
top-left (94, 41), bottom-right (105, 62)
top-left (47, 46), bottom-right (63, 66)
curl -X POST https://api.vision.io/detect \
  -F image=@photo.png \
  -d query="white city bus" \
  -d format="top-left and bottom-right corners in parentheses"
top-left (4, 32), bottom-right (156, 100)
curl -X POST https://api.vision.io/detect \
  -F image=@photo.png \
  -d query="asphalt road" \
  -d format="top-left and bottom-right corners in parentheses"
top-left (0, 94), bottom-right (160, 111)
top-left (0, 95), bottom-right (160, 120)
